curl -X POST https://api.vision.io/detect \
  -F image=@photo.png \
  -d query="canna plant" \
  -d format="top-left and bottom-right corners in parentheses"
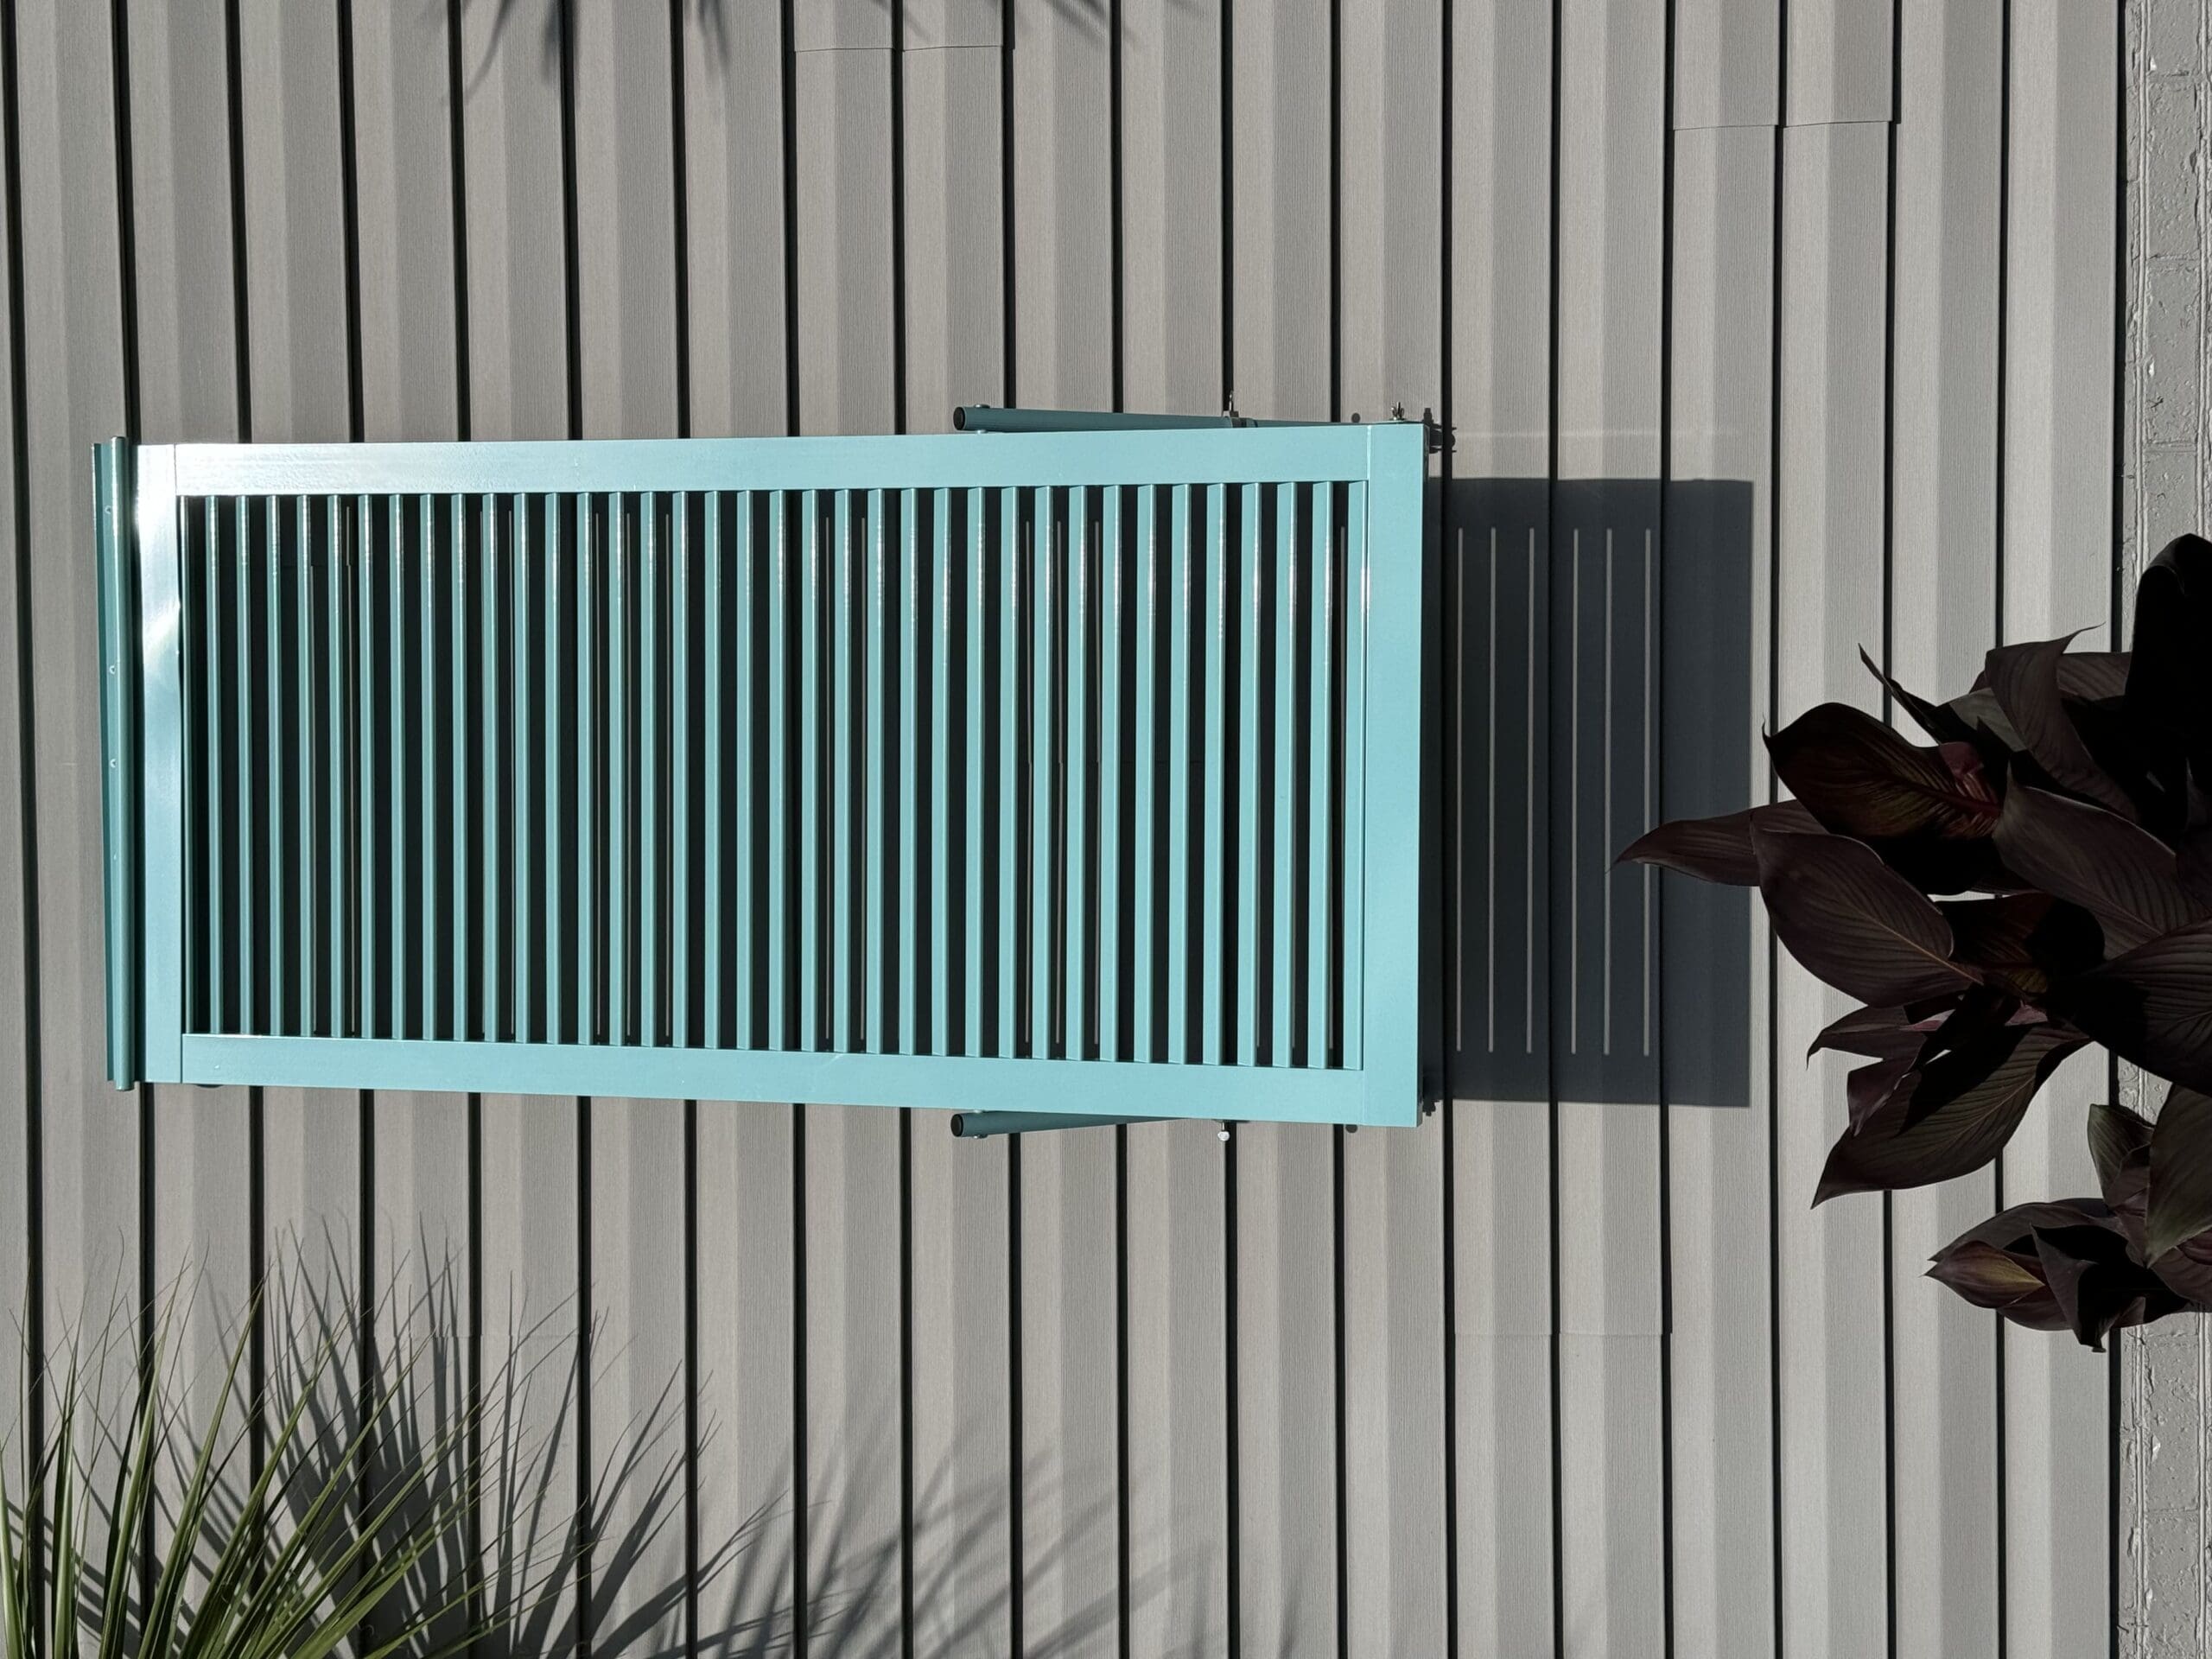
top-left (1624, 532), bottom-right (2212, 1350)
top-left (0, 1266), bottom-right (580, 1659)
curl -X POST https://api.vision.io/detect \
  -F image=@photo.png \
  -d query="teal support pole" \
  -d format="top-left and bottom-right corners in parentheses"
top-left (93, 438), bottom-right (138, 1088)
top-left (949, 1110), bottom-right (1177, 1138)
top-left (952, 405), bottom-right (1306, 435)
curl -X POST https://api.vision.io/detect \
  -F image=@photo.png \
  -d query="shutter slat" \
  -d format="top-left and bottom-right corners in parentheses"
top-left (1272, 482), bottom-right (1296, 1065)
top-left (1030, 488), bottom-right (1052, 1058)
top-left (1133, 483), bottom-right (1158, 1064)
top-left (964, 487), bottom-right (986, 1056)
top-left (1341, 483), bottom-right (1367, 1067)
top-left (673, 493), bottom-right (693, 1051)
top-left (1237, 482), bottom-right (1261, 1068)
top-left (899, 487), bottom-right (921, 1055)
top-left (1098, 486), bottom-right (1122, 1062)
top-left (1067, 486), bottom-right (1090, 1060)
top-left (1308, 484), bottom-right (1335, 1067)
top-left (996, 486), bottom-right (1017, 1057)
top-left (1203, 482), bottom-right (1227, 1066)
top-left (1167, 483), bottom-right (1192, 1065)
top-left (929, 487), bottom-right (951, 1058)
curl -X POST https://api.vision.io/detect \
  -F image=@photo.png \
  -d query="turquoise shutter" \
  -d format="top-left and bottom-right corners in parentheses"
top-left (94, 419), bottom-right (1430, 1128)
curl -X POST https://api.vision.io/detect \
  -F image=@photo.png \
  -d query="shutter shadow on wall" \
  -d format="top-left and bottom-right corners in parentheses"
top-left (1448, 476), bottom-right (1756, 1114)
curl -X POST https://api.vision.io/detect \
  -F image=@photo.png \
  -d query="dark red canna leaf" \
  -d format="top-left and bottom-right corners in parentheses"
top-left (1814, 1023), bottom-right (2081, 1203)
top-left (2055, 652), bottom-right (2131, 703)
top-left (2087, 1100), bottom-right (2154, 1202)
top-left (2148, 1086), bottom-right (2212, 1262)
top-left (2126, 534), bottom-right (2212, 780)
top-left (1992, 785), bottom-right (2203, 955)
top-left (1767, 703), bottom-right (2003, 842)
top-left (1939, 890), bottom-right (2102, 995)
top-left (2179, 833), bottom-right (2212, 910)
top-left (2058, 916), bottom-right (2212, 1093)
top-left (1985, 637), bottom-right (2139, 818)
top-left (1847, 1052), bottom-right (1916, 1135)
top-left (2152, 1232), bottom-right (2212, 1307)
top-left (1618, 799), bottom-right (1820, 885)
top-left (2031, 1222), bottom-right (2190, 1350)
top-left (1860, 647), bottom-right (1986, 751)
top-left (1808, 1002), bottom-right (1951, 1060)
top-left (1754, 828), bottom-right (1979, 1009)
top-left (1927, 1199), bottom-right (2117, 1333)
top-left (1928, 1241), bottom-right (2069, 1330)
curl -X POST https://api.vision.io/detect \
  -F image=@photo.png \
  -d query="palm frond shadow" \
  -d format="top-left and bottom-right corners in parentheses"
top-left (21, 1239), bottom-right (1181, 1657)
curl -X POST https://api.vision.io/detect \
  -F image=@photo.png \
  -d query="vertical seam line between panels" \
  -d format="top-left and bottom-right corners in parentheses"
top-left (0, 0), bottom-right (41, 1457)
top-left (670, 0), bottom-right (691, 442)
top-left (779, 0), bottom-right (801, 433)
top-left (446, 0), bottom-right (471, 440)
top-left (1435, 0), bottom-right (1461, 1642)
top-left (1766, 6), bottom-right (1789, 1649)
top-left (1543, 0), bottom-right (1565, 1649)
top-left (1990, 3), bottom-right (2015, 1653)
top-left (335, 0), bottom-right (365, 444)
top-left (1656, 0), bottom-right (1679, 1649)
top-left (2106, 6), bottom-right (2129, 1650)
top-left (1878, 3), bottom-right (1904, 1651)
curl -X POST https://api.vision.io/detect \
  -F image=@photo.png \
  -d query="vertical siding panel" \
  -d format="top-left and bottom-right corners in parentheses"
top-left (792, 11), bottom-right (906, 1649)
top-left (1774, 119), bottom-right (1891, 1657)
top-left (1674, 0), bottom-right (1780, 130)
top-left (568, 10), bottom-right (690, 1656)
top-left (126, 0), bottom-right (254, 1468)
top-left (1551, 0), bottom-right (1668, 1650)
top-left (2000, 7), bottom-right (2120, 1657)
top-left (696, 1103), bottom-right (801, 1653)
top-left (1020, 1124), bottom-right (1122, 1655)
top-left (1888, 6), bottom-right (2004, 1653)
top-left (1120, 0), bottom-right (1222, 416)
top-left (681, 9), bottom-right (803, 1635)
top-left (0, 0), bottom-right (28, 1405)
top-left (350, 0), bottom-right (459, 440)
top-left (1338, 0), bottom-right (1447, 1651)
top-left (1123, 1122), bottom-right (1231, 1654)
top-left (477, 1095), bottom-right (583, 1659)
top-left (574, 3), bottom-right (677, 442)
top-left (1119, 2), bottom-right (1232, 1649)
top-left (794, 41), bottom-right (895, 435)
top-left (460, 0), bottom-right (567, 443)
top-left (241, 0), bottom-right (359, 1428)
top-left (1228, 0), bottom-right (1330, 422)
top-left (1664, 121), bottom-right (1778, 1658)
top-left (1229, 0), bottom-right (1337, 1643)
top-left (16, 0), bottom-right (137, 1397)
top-left (901, 2), bottom-right (1014, 1648)
top-left (1234, 1124), bottom-right (1338, 1656)
top-left (348, 0), bottom-right (472, 1596)
top-left (684, 0), bottom-right (790, 440)
top-left (238, 0), bottom-right (350, 442)
top-left (1010, 0), bottom-right (1114, 406)
top-left (899, 32), bottom-right (1002, 431)
top-left (1446, 0), bottom-right (1555, 1647)
top-left (458, 12), bottom-right (582, 1652)
top-left (1008, 2), bottom-right (1121, 1647)
top-left (1787, 0), bottom-right (1897, 124)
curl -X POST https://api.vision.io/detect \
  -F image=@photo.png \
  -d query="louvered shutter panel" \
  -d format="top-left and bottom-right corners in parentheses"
top-left (93, 422), bottom-right (1429, 1128)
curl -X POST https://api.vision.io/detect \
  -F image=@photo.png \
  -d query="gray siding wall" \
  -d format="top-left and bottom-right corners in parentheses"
top-left (0, 0), bottom-right (2133, 1652)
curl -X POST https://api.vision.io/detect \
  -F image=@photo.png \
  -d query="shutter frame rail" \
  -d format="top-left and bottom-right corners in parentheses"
top-left (94, 415), bottom-right (1433, 1130)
